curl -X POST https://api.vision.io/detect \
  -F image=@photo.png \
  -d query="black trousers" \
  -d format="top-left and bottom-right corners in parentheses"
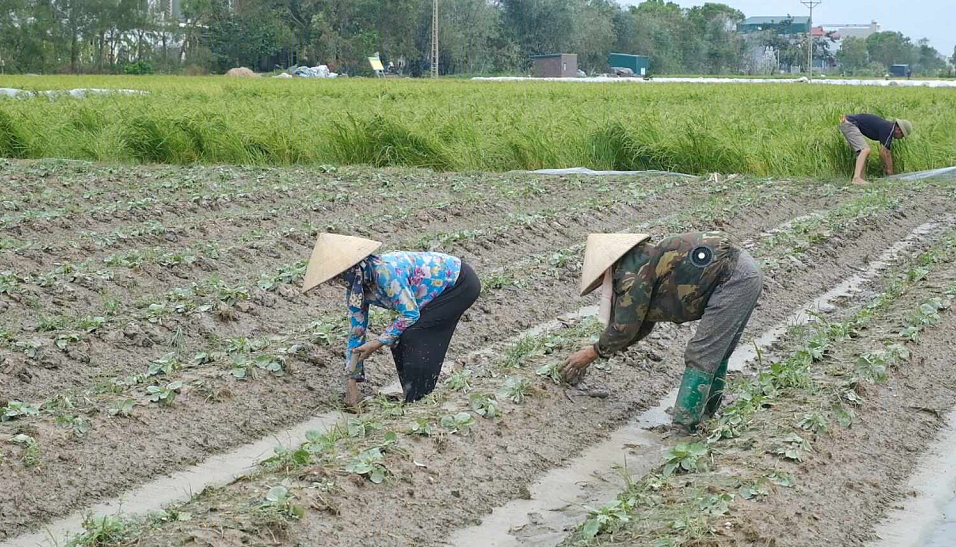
top-left (390, 262), bottom-right (480, 402)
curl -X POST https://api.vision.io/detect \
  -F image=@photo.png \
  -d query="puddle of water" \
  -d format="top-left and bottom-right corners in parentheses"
top-left (450, 220), bottom-right (944, 547)
top-left (869, 408), bottom-right (956, 547)
top-left (4, 412), bottom-right (344, 547)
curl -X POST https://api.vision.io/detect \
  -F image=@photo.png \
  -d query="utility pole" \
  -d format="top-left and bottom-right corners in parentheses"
top-left (431, 0), bottom-right (439, 78)
top-left (801, 0), bottom-right (821, 80)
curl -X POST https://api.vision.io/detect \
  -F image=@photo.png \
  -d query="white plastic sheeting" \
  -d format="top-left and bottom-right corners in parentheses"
top-left (520, 167), bottom-right (697, 178)
top-left (292, 65), bottom-right (338, 78)
top-left (473, 76), bottom-right (956, 88)
top-left (520, 165), bottom-right (956, 182)
top-left (887, 166), bottom-right (956, 181)
top-left (0, 88), bottom-right (146, 99)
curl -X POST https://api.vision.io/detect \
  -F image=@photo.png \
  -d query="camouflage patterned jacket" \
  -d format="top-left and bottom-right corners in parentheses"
top-left (594, 232), bottom-right (740, 358)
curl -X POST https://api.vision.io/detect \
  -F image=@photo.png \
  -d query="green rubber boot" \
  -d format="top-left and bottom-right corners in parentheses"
top-left (673, 367), bottom-right (714, 429)
top-left (704, 358), bottom-right (730, 418)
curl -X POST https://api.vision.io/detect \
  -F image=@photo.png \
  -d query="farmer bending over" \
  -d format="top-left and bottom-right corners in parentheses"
top-left (561, 232), bottom-right (762, 430)
top-left (302, 234), bottom-right (480, 406)
top-left (839, 113), bottom-right (912, 184)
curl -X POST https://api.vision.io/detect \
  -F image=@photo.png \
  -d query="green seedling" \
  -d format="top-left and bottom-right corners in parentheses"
top-left (147, 353), bottom-right (181, 377)
top-left (440, 412), bottom-right (476, 435)
top-left (580, 497), bottom-right (634, 539)
top-left (54, 333), bottom-right (81, 350)
top-left (772, 432), bottom-right (811, 461)
top-left (254, 480), bottom-right (304, 534)
top-left (408, 417), bottom-right (435, 437)
top-left (738, 479), bottom-right (771, 500)
top-left (2, 400), bottom-right (39, 421)
top-left (55, 415), bottom-right (91, 437)
top-left (469, 393), bottom-right (501, 418)
top-left (366, 394), bottom-right (405, 417)
top-left (263, 445), bottom-right (311, 473)
top-left (345, 447), bottom-right (388, 483)
top-left (109, 399), bottom-right (135, 417)
top-left (535, 362), bottom-right (562, 384)
top-left (501, 336), bottom-right (541, 369)
top-left (13, 434), bottom-right (40, 467)
top-left (696, 493), bottom-right (734, 516)
top-left (663, 443), bottom-right (710, 476)
top-left (347, 416), bottom-right (380, 439)
top-left (796, 412), bottom-right (828, 433)
top-left (310, 319), bottom-right (344, 346)
top-left (445, 369), bottom-right (472, 392)
top-left (146, 380), bottom-right (183, 406)
top-left (304, 428), bottom-right (342, 453)
top-left (66, 514), bottom-right (137, 547)
top-left (767, 471), bottom-right (795, 487)
top-left (498, 376), bottom-right (531, 404)
top-left (855, 352), bottom-right (889, 383)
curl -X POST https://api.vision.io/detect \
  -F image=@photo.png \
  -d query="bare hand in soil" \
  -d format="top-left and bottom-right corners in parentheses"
top-left (560, 346), bottom-right (598, 384)
top-left (353, 339), bottom-right (384, 363)
top-left (344, 378), bottom-right (362, 410)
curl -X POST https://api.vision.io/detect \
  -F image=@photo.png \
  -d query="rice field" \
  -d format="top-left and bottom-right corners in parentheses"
top-left (1, 75), bottom-right (956, 176)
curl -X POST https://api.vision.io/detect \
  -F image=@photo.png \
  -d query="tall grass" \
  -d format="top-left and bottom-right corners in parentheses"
top-left (0, 75), bottom-right (955, 177)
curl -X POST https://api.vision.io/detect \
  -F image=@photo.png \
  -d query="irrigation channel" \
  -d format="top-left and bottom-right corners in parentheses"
top-left (869, 407), bottom-right (956, 547)
top-left (6, 213), bottom-right (951, 547)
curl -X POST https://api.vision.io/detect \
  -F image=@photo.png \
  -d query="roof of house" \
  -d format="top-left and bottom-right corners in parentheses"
top-left (740, 16), bottom-right (811, 26)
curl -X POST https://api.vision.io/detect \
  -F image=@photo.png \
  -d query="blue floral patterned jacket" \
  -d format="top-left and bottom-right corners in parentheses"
top-left (343, 252), bottom-right (461, 379)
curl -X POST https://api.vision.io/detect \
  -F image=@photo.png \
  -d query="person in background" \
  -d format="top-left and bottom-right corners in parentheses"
top-left (839, 113), bottom-right (912, 184)
top-left (302, 234), bottom-right (480, 407)
top-left (560, 232), bottom-right (762, 431)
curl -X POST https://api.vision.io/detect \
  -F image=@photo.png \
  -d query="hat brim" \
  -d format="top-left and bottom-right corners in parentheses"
top-left (302, 234), bottom-right (382, 293)
top-left (579, 233), bottom-right (650, 296)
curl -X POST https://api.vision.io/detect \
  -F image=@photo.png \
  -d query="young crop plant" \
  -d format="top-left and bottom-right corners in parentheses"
top-left (345, 447), bottom-right (389, 484)
top-left (580, 497), bottom-right (635, 540)
top-left (109, 399), bottom-right (135, 417)
top-left (440, 412), bottom-right (476, 435)
top-left (309, 318), bottom-right (344, 346)
top-left (771, 432), bottom-right (812, 462)
top-left (535, 362), bottom-right (563, 384)
top-left (146, 380), bottom-right (183, 406)
top-left (469, 393), bottom-right (501, 418)
top-left (147, 353), bottom-right (181, 377)
top-left (263, 444), bottom-right (312, 473)
top-left (254, 480), bottom-right (304, 537)
top-left (408, 417), bottom-right (435, 437)
top-left (65, 514), bottom-right (138, 547)
top-left (696, 493), bottom-right (734, 516)
top-left (498, 376), bottom-right (531, 404)
top-left (501, 336), bottom-right (545, 369)
top-left (796, 412), bottom-right (829, 433)
top-left (13, 434), bottom-right (40, 467)
top-left (663, 443), bottom-right (710, 476)
top-left (55, 415), bottom-right (91, 437)
top-left (2, 400), bottom-right (40, 421)
top-left (444, 369), bottom-right (473, 392)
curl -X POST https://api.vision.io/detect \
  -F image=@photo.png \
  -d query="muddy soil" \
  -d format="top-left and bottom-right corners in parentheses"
top-left (727, 262), bottom-right (956, 547)
top-left (1, 158), bottom-right (951, 542)
top-left (65, 188), bottom-right (954, 545)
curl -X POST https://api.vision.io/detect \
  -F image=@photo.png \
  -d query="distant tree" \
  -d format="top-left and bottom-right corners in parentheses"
top-left (914, 38), bottom-right (944, 76)
top-left (836, 36), bottom-right (868, 73)
top-left (865, 31), bottom-right (915, 69)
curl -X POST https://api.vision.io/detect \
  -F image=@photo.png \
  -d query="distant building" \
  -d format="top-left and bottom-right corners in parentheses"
top-left (151, 0), bottom-right (181, 19)
top-left (531, 54), bottom-right (577, 78)
top-left (738, 16), bottom-right (811, 35)
top-left (821, 21), bottom-right (881, 41)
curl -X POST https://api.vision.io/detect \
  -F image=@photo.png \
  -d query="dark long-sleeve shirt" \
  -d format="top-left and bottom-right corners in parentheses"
top-left (846, 114), bottom-right (897, 149)
top-left (595, 232), bottom-right (739, 358)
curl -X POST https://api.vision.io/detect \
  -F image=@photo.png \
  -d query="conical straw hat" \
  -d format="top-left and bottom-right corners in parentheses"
top-left (579, 233), bottom-right (650, 296)
top-left (302, 233), bottom-right (382, 294)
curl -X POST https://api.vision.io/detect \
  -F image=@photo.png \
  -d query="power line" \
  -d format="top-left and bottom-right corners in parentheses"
top-left (801, 0), bottom-right (821, 80)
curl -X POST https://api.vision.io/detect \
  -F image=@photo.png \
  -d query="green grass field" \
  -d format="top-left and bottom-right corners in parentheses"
top-left (1, 75), bottom-right (955, 176)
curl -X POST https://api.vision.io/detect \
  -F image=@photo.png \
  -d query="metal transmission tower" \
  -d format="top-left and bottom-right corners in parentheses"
top-left (801, 0), bottom-right (821, 80)
top-left (431, 0), bottom-right (439, 78)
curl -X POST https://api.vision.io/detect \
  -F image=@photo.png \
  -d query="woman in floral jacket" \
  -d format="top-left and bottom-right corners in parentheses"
top-left (303, 234), bottom-right (480, 406)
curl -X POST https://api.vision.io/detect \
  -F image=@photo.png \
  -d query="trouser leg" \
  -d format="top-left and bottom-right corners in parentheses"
top-left (391, 263), bottom-right (480, 402)
top-left (676, 251), bottom-right (762, 427)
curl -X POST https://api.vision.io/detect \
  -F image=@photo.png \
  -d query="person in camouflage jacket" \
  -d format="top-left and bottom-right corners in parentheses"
top-left (561, 232), bottom-right (763, 429)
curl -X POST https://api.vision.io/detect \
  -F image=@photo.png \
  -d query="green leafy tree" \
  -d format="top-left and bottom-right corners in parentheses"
top-left (836, 36), bottom-right (869, 73)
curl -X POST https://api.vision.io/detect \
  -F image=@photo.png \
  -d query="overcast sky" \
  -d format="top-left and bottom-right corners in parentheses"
top-left (619, 0), bottom-right (955, 57)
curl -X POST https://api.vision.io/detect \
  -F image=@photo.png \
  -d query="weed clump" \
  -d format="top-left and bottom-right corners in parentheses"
top-left (329, 115), bottom-right (451, 170)
top-left (0, 109), bottom-right (29, 158)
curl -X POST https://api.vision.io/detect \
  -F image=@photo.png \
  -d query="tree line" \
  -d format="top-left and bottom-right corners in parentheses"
top-left (0, 0), bottom-right (952, 77)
